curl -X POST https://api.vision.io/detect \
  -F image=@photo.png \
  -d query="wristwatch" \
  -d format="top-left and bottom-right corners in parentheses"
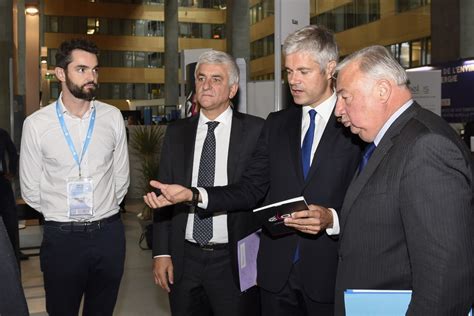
top-left (189, 187), bottom-right (200, 206)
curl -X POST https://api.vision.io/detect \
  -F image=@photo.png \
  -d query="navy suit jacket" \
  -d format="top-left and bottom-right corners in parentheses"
top-left (152, 110), bottom-right (265, 290)
top-left (203, 105), bottom-right (362, 302)
top-left (0, 218), bottom-right (28, 315)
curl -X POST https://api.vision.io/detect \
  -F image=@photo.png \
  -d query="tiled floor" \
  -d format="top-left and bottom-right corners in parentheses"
top-left (19, 199), bottom-right (171, 316)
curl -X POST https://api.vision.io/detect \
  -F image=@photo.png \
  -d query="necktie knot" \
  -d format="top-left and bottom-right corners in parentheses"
top-left (308, 109), bottom-right (317, 121)
top-left (206, 121), bottom-right (219, 133)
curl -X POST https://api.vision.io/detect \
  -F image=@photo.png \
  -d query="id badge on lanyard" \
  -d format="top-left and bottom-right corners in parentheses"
top-left (67, 177), bottom-right (94, 218)
top-left (56, 101), bottom-right (96, 220)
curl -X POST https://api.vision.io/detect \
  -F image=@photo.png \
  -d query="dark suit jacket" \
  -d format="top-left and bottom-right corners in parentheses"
top-left (335, 103), bottom-right (474, 315)
top-left (203, 105), bottom-right (362, 303)
top-left (0, 218), bottom-right (28, 316)
top-left (152, 110), bottom-right (265, 291)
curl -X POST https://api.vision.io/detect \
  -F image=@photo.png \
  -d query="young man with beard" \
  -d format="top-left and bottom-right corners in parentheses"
top-left (20, 39), bottom-right (129, 316)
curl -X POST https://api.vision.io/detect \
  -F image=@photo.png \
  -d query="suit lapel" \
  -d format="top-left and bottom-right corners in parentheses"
top-left (183, 115), bottom-right (199, 186)
top-left (227, 111), bottom-right (244, 182)
top-left (286, 107), bottom-right (305, 184)
top-left (340, 104), bottom-right (418, 235)
top-left (303, 113), bottom-right (338, 187)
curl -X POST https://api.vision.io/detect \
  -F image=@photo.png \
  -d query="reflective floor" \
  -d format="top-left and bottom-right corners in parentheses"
top-left (19, 199), bottom-right (171, 316)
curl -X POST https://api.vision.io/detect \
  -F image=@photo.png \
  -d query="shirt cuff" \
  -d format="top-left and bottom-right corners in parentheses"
top-left (325, 208), bottom-right (340, 236)
top-left (196, 187), bottom-right (208, 209)
top-left (153, 255), bottom-right (171, 258)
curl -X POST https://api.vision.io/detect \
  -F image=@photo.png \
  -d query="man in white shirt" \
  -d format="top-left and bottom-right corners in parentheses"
top-left (149, 50), bottom-right (264, 316)
top-left (20, 38), bottom-right (129, 316)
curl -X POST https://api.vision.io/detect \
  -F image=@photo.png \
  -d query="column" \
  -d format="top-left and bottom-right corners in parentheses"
top-left (164, 0), bottom-right (179, 106)
top-left (0, 0), bottom-right (13, 132)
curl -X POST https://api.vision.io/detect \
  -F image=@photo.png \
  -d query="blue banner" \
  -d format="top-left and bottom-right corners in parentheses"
top-left (437, 59), bottom-right (474, 122)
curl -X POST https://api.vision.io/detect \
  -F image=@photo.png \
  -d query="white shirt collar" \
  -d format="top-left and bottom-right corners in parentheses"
top-left (302, 92), bottom-right (337, 123)
top-left (374, 99), bottom-right (414, 146)
top-left (58, 92), bottom-right (95, 118)
top-left (198, 105), bottom-right (233, 127)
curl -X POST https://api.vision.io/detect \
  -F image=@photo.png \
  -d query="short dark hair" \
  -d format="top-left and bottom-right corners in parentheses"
top-left (55, 38), bottom-right (99, 69)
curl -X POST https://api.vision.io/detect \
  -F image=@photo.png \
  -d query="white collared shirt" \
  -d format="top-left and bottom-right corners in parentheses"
top-left (185, 106), bottom-right (233, 244)
top-left (301, 93), bottom-right (338, 165)
top-left (20, 94), bottom-right (130, 221)
top-left (302, 92), bottom-right (340, 235)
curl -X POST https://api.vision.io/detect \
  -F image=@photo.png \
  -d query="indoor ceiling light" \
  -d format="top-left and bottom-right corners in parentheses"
top-left (25, 5), bottom-right (39, 16)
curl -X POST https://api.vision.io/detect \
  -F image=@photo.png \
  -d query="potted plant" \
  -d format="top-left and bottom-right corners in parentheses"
top-left (129, 125), bottom-right (166, 221)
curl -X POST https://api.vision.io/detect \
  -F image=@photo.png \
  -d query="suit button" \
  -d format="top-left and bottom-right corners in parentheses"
top-left (338, 255), bottom-right (343, 262)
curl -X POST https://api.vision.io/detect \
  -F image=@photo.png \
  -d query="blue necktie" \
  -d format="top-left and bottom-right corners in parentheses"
top-left (358, 142), bottom-right (376, 173)
top-left (301, 109), bottom-right (317, 179)
top-left (193, 121), bottom-right (219, 246)
top-left (294, 110), bottom-right (317, 264)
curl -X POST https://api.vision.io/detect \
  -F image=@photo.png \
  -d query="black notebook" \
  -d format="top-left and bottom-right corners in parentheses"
top-left (253, 196), bottom-right (309, 236)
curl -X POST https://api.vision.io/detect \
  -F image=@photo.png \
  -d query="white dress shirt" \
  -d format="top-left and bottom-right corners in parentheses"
top-left (200, 94), bottom-right (340, 235)
top-left (302, 93), bottom-right (340, 235)
top-left (20, 95), bottom-right (130, 222)
top-left (185, 106), bottom-right (233, 244)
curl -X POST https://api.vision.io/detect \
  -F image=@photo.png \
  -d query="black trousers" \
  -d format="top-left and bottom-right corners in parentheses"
top-left (169, 241), bottom-right (260, 316)
top-left (0, 217), bottom-right (28, 315)
top-left (0, 175), bottom-right (19, 261)
top-left (261, 261), bottom-right (334, 316)
top-left (40, 217), bottom-right (126, 316)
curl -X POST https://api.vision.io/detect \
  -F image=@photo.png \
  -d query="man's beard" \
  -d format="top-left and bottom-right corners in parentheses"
top-left (65, 76), bottom-right (98, 101)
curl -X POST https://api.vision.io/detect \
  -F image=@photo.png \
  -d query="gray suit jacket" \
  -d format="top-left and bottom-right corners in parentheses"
top-left (335, 103), bottom-right (474, 315)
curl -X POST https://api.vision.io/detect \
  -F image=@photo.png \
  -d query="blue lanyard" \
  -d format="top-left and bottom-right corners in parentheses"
top-left (56, 101), bottom-right (96, 177)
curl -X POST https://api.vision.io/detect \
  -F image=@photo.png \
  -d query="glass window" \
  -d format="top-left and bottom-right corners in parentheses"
top-left (134, 52), bottom-right (146, 67)
top-left (124, 51), bottom-right (133, 68)
top-left (87, 18), bottom-right (97, 35)
top-left (411, 40), bottom-right (422, 67)
top-left (122, 19), bottom-right (133, 36)
top-left (312, 0), bottom-right (380, 32)
top-left (212, 24), bottom-right (224, 39)
top-left (386, 37), bottom-right (431, 68)
top-left (397, 0), bottom-right (431, 12)
top-left (98, 18), bottom-right (108, 34)
top-left (51, 82), bottom-right (60, 99)
top-left (134, 20), bottom-right (146, 36)
top-left (180, 23), bottom-right (192, 38)
top-left (134, 83), bottom-right (147, 99)
top-left (48, 48), bottom-right (58, 66)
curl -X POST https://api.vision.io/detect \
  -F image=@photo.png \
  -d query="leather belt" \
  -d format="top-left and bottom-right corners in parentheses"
top-left (44, 213), bottom-right (121, 232)
top-left (185, 240), bottom-right (228, 251)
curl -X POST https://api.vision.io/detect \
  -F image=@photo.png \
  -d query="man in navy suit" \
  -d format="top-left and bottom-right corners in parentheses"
top-left (145, 25), bottom-right (362, 316)
top-left (334, 45), bottom-right (474, 315)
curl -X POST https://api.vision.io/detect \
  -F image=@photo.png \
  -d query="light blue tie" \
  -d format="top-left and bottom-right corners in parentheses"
top-left (301, 109), bottom-right (317, 179)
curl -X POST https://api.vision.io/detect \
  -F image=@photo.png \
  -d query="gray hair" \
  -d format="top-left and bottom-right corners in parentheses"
top-left (283, 25), bottom-right (338, 72)
top-left (336, 45), bottom-right (408, 86)
top-left (195, 50), bottom-right (240, 86)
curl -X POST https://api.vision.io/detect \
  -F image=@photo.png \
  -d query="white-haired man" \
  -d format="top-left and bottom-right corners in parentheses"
top-left (151, 50), bottom-right (263, 316)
